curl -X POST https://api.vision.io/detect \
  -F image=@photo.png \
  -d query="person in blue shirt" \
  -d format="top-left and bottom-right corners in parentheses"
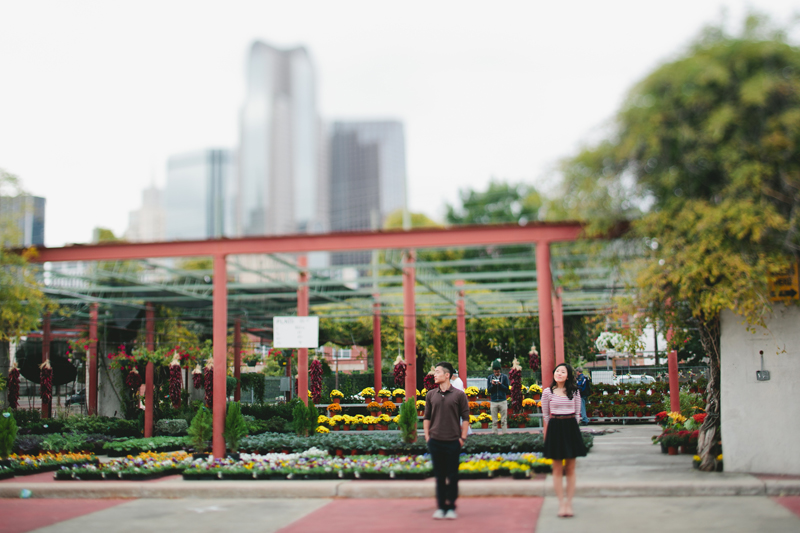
top-left (576, 368), bottom-right (591, 425)
top-left (486, 360), bottom-right (510, 434)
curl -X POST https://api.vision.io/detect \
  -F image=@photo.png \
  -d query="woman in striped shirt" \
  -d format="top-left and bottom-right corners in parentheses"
top-left (542, 362), bottom-right (587, 518)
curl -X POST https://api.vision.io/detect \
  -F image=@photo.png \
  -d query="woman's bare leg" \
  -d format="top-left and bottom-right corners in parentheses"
top-left (564, 459), bottom-right (577, 516)
top-left (551, 460), bottom-right (566, 516)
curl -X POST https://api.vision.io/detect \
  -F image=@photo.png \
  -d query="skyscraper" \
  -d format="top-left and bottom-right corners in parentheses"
top-left (329, 120), bottom-right (407, 265)
top-left (125, 185), bottom-right (165, 242)
top-left (0, 195), bottom-right (45, 247)
top-left (238, 42), bottom-right (326, 237)
top-left (164, 149), bottom-right (236, 241)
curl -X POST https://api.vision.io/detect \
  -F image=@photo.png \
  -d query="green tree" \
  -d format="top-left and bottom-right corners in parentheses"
top-left (446, 179), bottom-right (542, 226)
top-left (556, 15), bottom-right (799, 470)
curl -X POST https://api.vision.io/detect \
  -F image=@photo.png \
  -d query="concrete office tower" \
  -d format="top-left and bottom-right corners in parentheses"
top-left (329, 120), bottom-right (407, 265)
top-left (126, 185), bottom-right (165, 242)
top-left (238, 42), bottom-right (327, 238)
top-left (0, 195), bottom-right (45, 247)
top-left (164, 149), bottom-right (236, 241)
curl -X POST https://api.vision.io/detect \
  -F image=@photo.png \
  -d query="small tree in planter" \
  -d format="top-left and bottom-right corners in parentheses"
top-left (187, 406), bottom-right (213, 456)
top-left (0, 411), bottom-right (18, 464)
top-left (398, 398), bottom-right (418, 443)
top-left (224, 402), bottom-right (248, 457)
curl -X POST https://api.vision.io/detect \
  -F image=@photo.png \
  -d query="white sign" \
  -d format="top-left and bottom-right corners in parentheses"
top-left (273, 316), bottom-right (319, 348)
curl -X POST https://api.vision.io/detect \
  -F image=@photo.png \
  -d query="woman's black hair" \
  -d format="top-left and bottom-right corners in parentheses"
top-left (549, 363), bottom-right (578, 400)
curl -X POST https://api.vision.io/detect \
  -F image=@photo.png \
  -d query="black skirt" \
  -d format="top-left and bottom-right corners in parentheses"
top-left (543, 417), bottom-right (587, 459)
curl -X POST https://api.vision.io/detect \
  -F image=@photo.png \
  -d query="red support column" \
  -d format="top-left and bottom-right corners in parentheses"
top-left (297, 256), bottom-right (309, 406)
top-left (373, 296), bottom-right (382, 394)
top-left (212, 254), bottom-right (228, 458)
top-left (553, 287), bottom-right (565, 366)
top-left (88, 303), bottom-right (99, 415)
top-left (536, 242), bottom-right (555, 385)
top-left (666, 329), bottom-right (680, 413)
top-left (403, 251), bottom-right (417, 396)
top-left (455, 280), bottom-right (467, 382)
top-left (41, 313), bottom-right (51, 418)
top-left (233, 318), bottom-right (242, 402)
top-left (144, 304), bottom-right (155, 438)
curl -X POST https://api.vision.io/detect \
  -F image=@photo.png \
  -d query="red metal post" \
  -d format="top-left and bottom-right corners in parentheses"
top-left (144, 303), bottom-right (155, 438)
top-left (553, 287), bottom-right (565, 366)
top-left (666, 328), bottom-right (680, 413)
top-left (297, 256), bottom-right (309, 406)
top-left (373, 296), bottom-right (382, 394)
top-left (536, 242), bottom-right (555, 386)
top-left (88, 303), bottom-right (99, 415)
top-left (403, 251), bottom-right (417, 396)
top-left (233, 318), bottom-right (242, 402)
top-left (41, 313), bottom-right (51, 418)
top-left (212, 254), bottom-right (228, 458)
top-left (455, 280), bottom-right (467, 382)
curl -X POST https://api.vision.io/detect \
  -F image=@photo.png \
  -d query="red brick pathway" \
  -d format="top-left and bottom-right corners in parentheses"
top-left (0, 499), bottom-right (128, 533)
top-left (278, 497), bottom-right (543, 533)
top-left (774, 496), bottom-right (800, 519)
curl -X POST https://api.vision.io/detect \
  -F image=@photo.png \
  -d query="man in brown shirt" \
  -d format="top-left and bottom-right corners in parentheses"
top-left (423, 361), bottom-right (469, 520)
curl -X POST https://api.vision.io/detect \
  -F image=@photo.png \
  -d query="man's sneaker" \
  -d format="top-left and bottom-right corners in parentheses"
top-left (432, 509), bottom-right (445, 520)
top-left (445, 510), bottom-right (457, 520)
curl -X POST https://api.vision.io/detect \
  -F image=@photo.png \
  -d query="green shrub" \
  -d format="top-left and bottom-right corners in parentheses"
top-left (64, 415), bottom-right (140, 438)
top-left (10, 409), bottom-right (40, 427)
top-left (155, 419), bottom-right (189, 436)
top-left (240, 374), bottom-right (266, 402)
top-left (224, 402), bottom-right (248, 453)
top-left (0, 411), bottom-right (18, 458)
top-left (241, 400), bottom-right (296, 422)
top-left (103, 436), bottom-right (189, 456)
top-left (397, 398), bottom-right (418, 443)
top-left (187, 407), bottom-right (213, 453)
top-left (41, 432), bottom-right (92, 453)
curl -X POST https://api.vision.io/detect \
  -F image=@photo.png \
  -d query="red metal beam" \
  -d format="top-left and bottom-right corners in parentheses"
top-left (666, 328), bottom-right (680, 413)
top-left (212, 254), bottom-right (228, 458)
top-left (403, 251), bottom-right (417, 396)
top-left (233, 318), bottom-right (241, 402)
top-left (30, 223), bottom-right (584, 263)
top-left (88, 303), bottom-right (98, 415)
top-left (553, 287), bottom-right (565, 367)
top-left (297, 256), bottom-right (309, 407)
top-left (537, 243), bottom-right (554, 387)
top-left (373, 296), bottom-right (382, 394)
top-left (456, 280), bottom-right (467, 383)
top-left (144, 304), bottom-right (155, 438)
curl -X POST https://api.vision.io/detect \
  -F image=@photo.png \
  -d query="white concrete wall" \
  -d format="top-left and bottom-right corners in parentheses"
top-left (721, 305), bottom-right (800, 474)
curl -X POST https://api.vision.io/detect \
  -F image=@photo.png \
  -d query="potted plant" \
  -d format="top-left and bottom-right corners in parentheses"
top-left (327, 403), bottom-right (343, 416)
top-left (367, 401), bottom-right (382, 416)
top-left (469, 401), bottom-right (480, 415)
top-left (223, 402), bottom-right (247, 460)
top-left (528, 384), bottom-right (543, 400)
top-left (479, 401), bottom-right (490, 414)
top-left (377, 389), bottom-right (392, 401)
top-left (187, 406), bottom-right (213, 458)
top-left (330, 390), bottom-right (344, 404)
top-left (464, 386), bottom-right (480, 401)
top-left (381, 400), bottom-right (397, 416)
top-left (392, 388), bottom-right (405, 403)
top-left (415, 400), bottom-right (426, 417)
top-left (360, 387), bottom-right (375, 404)
top-left (398, 398), bottom-right (418, 443)
top-left (243, 352), bottom-right (261, 367)
top-left (0, 411), bottom-right (18, 467)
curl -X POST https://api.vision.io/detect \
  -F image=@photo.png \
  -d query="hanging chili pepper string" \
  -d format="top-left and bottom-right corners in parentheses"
top-left (39, 360), bottom-right (53, 406)
top-left (8, 363), bottom-right (20, 409)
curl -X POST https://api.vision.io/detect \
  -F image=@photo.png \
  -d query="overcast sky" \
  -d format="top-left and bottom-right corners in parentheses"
top-left (1, 1), bottom-right (798, 247)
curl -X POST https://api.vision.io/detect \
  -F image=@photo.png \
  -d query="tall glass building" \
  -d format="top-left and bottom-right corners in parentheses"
top-left (329, 120), bottom-right (407, 265)
top-left (0, 195), bottom-right (45, 247)
top-left (164, 149), bottom-right (236, 241)
top-left (238, 42), bottom-right (326, 238)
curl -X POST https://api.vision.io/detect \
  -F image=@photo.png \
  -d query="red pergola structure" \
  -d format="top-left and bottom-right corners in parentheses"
top-left (32, 222), bottom-right (586, 458)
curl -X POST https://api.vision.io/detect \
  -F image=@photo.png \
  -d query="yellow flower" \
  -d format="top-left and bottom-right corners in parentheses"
top-left (316, 426), bottom-right (330, 433)
top-left (693, 455), bottom-right (701, 461)
top-left (717, 454), bottom-right (723, 461)
top-left (464, 386), bottom-right (480, 396)
top-left (392, 388), bottom-right (405, 396)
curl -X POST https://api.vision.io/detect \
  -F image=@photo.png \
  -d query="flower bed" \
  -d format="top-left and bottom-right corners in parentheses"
top-left (55, 451), bottom-right (192, 480)
top-left (7, 452), bottom-right (99, 476)
top-left (102, 436), bottom-right (190, 456)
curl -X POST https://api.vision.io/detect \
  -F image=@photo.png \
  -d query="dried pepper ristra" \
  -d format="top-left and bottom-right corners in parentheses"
top-left (509, 358), bottom-right (523, 412)
top-left (394, 356), bottom-right (406, 387)
top-left (310, 359), bottom-right (323, 404)
top-left (8, 362), bottom-right (20, 409)
top-left (169, 355), bottom-right (182, 408)
top-left (192, 364), bottom-right (204, 390)
top-left (423, 372), bottom-right (435, 391)
top-left (528, 345), bottom-right (540, 372)
top-left (39, 360), bottom-right (53, 405)
top-left (125, 367), bottom-right (142, 392)
top-left (203, 359), bottom-right (214, 407)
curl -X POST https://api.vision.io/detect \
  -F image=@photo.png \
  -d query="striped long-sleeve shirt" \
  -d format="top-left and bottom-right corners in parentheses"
top-left (541, 387), bottom-right (581, 424)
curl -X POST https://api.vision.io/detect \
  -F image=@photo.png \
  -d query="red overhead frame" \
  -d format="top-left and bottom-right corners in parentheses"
top-left (666, 328), bottom-right (680, 413)
top-left (41, 313), bottom-right (51, 418)
top-left (455, 280), bottom-right (467, 383)
top-left (29, 222), bottom-right (585, 459)
top-left (233, 318), bottom-right (242, 402)
top-left (536, 242), bottom-right (555, 386)
top-left (212, 254), bottom-right (228, 458)
top-left (553, 287), bottom-right (565, 367)
top-left (403, 251), bottom-right (417, 396)
top-left (297, 256), bottom-right (309, 406)
top-left (373, 296), bottom-right (382, 394)
top-left (144, 304), bottom-right (155, 438)
top-left (88, 303), bottom-right (98, 415)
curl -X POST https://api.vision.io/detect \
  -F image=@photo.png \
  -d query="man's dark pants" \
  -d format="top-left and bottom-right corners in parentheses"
top-left (427, 438), bottom-right (461, 511)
